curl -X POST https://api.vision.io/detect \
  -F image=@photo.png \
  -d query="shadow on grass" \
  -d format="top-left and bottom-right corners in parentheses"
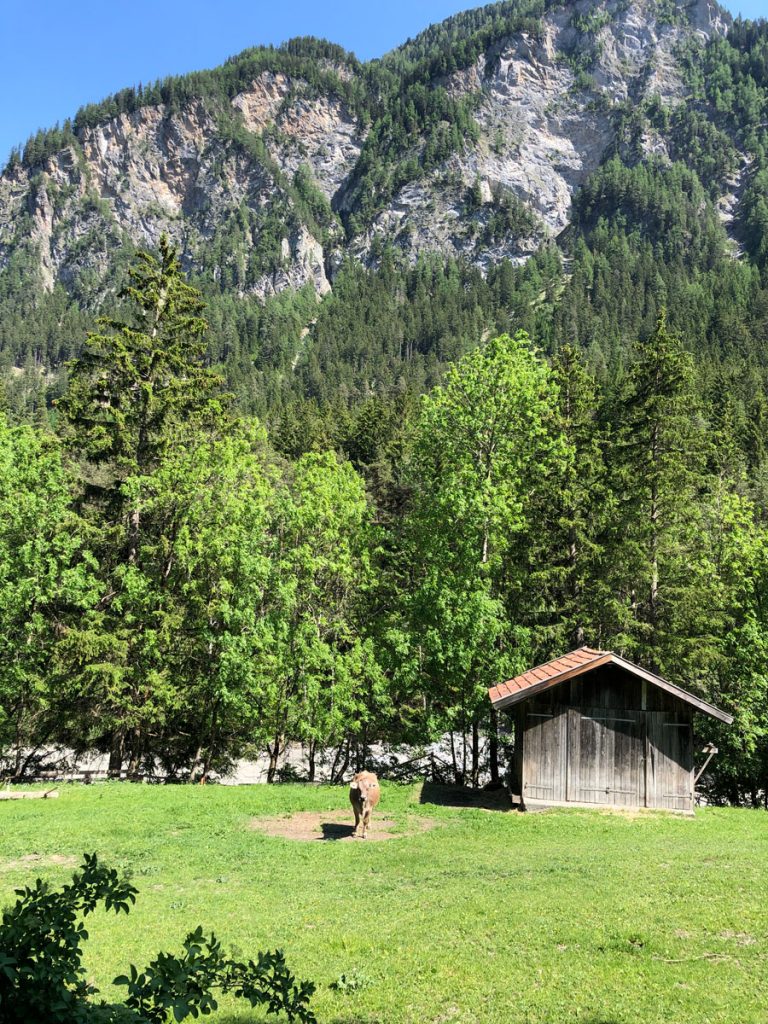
top-left (320, 821), bottom-right (356, 840)
top-left (419, 780), bottom-right (511, 811)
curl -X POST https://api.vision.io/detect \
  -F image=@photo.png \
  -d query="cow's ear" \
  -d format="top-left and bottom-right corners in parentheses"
top-left (349, 781), bottom-right (359, 790)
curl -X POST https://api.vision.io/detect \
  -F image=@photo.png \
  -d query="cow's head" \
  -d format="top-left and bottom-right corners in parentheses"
top-left (350, 774), bottom-right (378, 805)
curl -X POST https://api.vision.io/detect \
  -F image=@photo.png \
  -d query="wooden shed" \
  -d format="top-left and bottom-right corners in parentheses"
top-left (489, 647), bottom-right (733, 813)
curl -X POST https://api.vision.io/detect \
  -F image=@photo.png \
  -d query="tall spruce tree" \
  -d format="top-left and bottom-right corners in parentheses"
top-left (531, 343), bottom-right (611, 652)
top-left (57, 236), bottom-right (229, 775)
top-left (610, 312), bottom-right (710, 675)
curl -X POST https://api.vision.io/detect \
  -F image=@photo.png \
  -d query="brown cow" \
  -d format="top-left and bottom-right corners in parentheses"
top-left (349, 771), bottom-right (380, 839)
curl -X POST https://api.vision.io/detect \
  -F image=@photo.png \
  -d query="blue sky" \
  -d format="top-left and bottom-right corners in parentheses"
top-left (0, 0), bottom-right (763, 164)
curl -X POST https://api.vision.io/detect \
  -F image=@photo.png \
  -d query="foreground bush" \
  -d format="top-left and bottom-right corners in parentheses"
top-left (0, 852), bottom-right (315, 1023)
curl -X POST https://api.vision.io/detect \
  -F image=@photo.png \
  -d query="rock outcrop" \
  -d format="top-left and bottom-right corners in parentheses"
top-left (0, 0), bottom-right (730, 298)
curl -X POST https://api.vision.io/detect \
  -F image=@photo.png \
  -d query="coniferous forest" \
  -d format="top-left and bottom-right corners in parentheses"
top-left (3, 4), bottom-right (768, 804)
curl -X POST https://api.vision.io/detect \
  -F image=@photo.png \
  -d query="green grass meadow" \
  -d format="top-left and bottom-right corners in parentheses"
top-left (1, 783), bottom-right (767, 1023)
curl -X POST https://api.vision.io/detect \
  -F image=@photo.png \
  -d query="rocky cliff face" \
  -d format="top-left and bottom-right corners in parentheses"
top-left (362, 0), bottom-right (728, 265)
top-left (0, 0), bottom-right (731, 300)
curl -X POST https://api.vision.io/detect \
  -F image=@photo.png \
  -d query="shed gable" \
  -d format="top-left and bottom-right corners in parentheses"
top-left (489, 648), bottom-right (733, 724)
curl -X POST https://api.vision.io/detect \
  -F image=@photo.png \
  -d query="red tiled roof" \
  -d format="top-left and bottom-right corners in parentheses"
top-left (487, 647), bottom-right (734, 724)
top-left (488, 647), bottom-right (611, 706)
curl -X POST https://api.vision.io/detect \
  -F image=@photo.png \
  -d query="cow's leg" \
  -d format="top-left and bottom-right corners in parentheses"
top-left (353, 803), bottom-right (361, 837)
top-left (361, 807), bottom-right (371, 839)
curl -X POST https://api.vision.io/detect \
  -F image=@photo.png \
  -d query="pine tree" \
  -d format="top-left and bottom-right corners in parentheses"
top-left (534, 344), bottom-right (611, 651)
top-left (58, 233), bottom-right (225, 479)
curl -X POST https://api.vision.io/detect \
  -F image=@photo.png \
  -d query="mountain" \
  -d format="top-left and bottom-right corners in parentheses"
top-left (0, 0), bottom-right (730, 294)
top-left (5, 0), bottom-right (768, 427)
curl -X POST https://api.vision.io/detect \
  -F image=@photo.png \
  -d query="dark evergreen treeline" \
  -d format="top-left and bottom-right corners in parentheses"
top-left (1, 235), bottom-right (767, 805)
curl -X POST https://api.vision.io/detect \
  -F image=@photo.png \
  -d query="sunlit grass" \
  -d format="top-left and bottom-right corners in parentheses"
top-left (2, 782), bottom-right (766, 1023)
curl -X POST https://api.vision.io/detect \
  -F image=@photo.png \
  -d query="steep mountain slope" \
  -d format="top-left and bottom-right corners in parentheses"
top-left (356, 0), bottom-right (729, 265)
top-left (0, 0), bottom-right (730, 300)
top-left (9, 0), bottom-right (768, 430)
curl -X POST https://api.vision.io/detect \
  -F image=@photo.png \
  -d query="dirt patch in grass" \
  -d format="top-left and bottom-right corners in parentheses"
top-left (1, 852), bottom-right (78, 873)
top-left (720, 930), bottom-right (757, 945)
top-left (248, 809), bottom-right (437, 842)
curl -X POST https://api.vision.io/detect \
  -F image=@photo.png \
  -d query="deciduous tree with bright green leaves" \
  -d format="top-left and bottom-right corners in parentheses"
top-left (0, 414), bottom-right (97, 777)
top-left (262, 451), bottom-right (385, 782)
top-left (404, 331), bottom-right (566, 785)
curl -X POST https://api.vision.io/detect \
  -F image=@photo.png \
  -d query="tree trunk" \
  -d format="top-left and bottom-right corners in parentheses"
top-left (308, 741), bottom-right (316, 783)
top-left (471, 720), bottom-right (480, 788)
top-left (648, 420), bottom-right (660, 664)
top-left (201, 699), bottom-right (220, 784)
top-left (332, 737), bottom-right (351, 785)
top-left (190, 744), bottom-right (203, 783)
top-left (200, 749), bottom-right (211, 785)
top-left (108, 731), bottom-right (124, 778)
top-left (13, 696), bottom-right (25, 779)
top-left (127, 727), bottom-right (142, 777)
top-left (266, 734), bottom-right (283, 783)
top-left (449, 730), bottom-right (459, 785)
top-left (329, 738), bottom-right (345, 784)
top-left (489, 708), bottom-right (500, 785)
top-left (568, 526), bottom-right (584, 648)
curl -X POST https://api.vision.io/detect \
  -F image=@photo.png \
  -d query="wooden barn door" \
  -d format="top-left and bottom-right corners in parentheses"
top-left (567, 709), bottom-right (643, 806)
top-left (522, 705), bottom-right (567, 803)
top-left (646, 713), bottom-right (694, 811)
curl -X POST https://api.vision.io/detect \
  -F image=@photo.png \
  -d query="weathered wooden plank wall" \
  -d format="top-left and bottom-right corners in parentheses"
top-left (517, 665), bottom-right (695, 812)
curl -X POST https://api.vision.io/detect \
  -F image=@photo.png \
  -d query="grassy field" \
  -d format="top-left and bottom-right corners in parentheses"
top-left (1, 783), bottom-right (767, 1024)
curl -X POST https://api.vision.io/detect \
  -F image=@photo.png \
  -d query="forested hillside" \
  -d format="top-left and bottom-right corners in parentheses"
top-left (2, 0), bottom-right (768, 802)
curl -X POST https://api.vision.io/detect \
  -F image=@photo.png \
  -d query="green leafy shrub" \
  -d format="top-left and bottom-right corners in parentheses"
top-left (0, 853), bottom-right (315, 1024)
